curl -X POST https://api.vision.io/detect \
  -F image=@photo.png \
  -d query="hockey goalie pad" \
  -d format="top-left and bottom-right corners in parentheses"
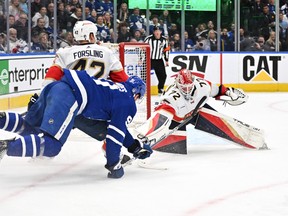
top-left (134, 110), bottom-right (172, 146)
top-left (194, 107), bottom-right (267, 150)
top-left (151, 130), bottom-right (187, 154)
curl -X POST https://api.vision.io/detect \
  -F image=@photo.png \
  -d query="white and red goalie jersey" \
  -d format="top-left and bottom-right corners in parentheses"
top-left (134, 70), bottom-right (249, 153)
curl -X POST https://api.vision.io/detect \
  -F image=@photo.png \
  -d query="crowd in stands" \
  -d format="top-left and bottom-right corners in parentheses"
top-left (1, 0), bottom-right (288, 54)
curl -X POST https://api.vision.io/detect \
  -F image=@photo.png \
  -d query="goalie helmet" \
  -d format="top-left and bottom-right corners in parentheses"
top-left (73, 20), bottom-right (97, 43)
top-left (175, 69), bottom-right (194, 99)
top-left (126, 76), bottom-right (146, 100)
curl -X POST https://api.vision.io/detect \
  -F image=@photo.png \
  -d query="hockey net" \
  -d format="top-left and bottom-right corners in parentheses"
top-left (101, 42), bottom-right (151, 127)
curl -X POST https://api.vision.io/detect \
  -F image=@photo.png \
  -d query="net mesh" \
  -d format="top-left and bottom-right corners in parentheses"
top-left (101, 42), bottom-right (151, 127)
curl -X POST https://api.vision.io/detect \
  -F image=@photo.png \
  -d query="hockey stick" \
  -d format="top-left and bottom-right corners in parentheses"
top-left (122, 96), bottom-right (208, 169)
top-left (148, 95), bottom-right (207, 148)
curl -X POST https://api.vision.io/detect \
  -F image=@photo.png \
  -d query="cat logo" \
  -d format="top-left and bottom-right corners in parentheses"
top-left (242, 55), bottom-right (281, 82)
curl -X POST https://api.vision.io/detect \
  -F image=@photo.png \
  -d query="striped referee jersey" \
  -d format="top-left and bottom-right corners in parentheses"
top-left (144, 35), bottom-right (170, 61)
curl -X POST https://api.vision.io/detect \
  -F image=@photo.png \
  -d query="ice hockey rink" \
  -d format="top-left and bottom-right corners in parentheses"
top-left (0, 92), bottom-right (288, 216)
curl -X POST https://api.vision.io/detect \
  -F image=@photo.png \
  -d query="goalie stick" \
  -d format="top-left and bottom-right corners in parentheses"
top-left (122, 96), bottom-right (208, 169)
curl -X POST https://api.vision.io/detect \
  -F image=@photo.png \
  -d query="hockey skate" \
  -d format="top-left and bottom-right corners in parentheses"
top-left (0, 138), bottom-right (14, 161)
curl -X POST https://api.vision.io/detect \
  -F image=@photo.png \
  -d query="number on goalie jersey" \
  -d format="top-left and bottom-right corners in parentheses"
top-left (134, 68), bottom-right (248, 152)
top-left (0, 68), bottom-right (152, 178)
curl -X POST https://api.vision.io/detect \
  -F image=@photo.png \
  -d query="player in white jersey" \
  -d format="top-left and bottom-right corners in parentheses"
top-left (29, 20), bottom-right (129, 142)
top-left (134, 69), bottom-right (248, 153)
top-left (44, 20), bottom-right (128, 86)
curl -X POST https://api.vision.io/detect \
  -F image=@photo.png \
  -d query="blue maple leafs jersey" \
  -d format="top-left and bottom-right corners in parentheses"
top-left (62, 69), bottom-right (136, 165)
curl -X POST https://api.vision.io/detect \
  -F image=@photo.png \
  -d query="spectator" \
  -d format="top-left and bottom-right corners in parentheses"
top-left (31, 0), bottom-right (43, 17)
top-left (85, 0), bottom-right (95, 12)
top-left (240, 31), bottom-right (258, 51)
top-left (59, 31), bottom-right (74, 48)
top-left (208, 30), bottom-right (217, 51)
top-left (171, 33), bottom-right (181, 51)
top-left (168, 23), bottom-right (179, 38)
top-left (0, 33), bottom-right (7, 53)
top-left (32, 6), bottom-right (49, 28)
top-left (31, 32), bottom-right (51, 52)
top-left (57, 2), bottom-right (69, 33)
top-left (117, 22), bottom-right (131, 43)
top-left (149, 15), bottom-right (163, 34)
top-left (84, 6), bottom-right (91, 19)
top-left (67, 7), bottom-right (82, 32)
top-left (46, 2), bottom-right (54, 21)
top-left (0, 15), bottom-right (5, 33)
top-left (251, 0), bottom-right (264, 16)
top-left (264, 31), bottom-right (280, 51)
top-left (32, 17), bottom-right (48, 36)
top-left (199, 20), bottom-right (217, 39)
top-left (281, 0), bottom-right (288, 15)
top-left (268, 0), bottom-right (275, 14)
top-left (195, 23), bottom-right (207, 41)
top-left (256, 35), bottom-right (267, 51)
top-left (259, 4), bottom-right (275, 40)
top-left (11, 12), bottom-right (28, 41)
top-left (96, 15), bottom-right (111, 42)
top-left (69, 0), bottom-right (81, 12)
top-left (279, 12), bottom-right (288, 50)
top-left (221, 28), bottom-right (233, 51)
top-left (132, 29), bottom-right (144, 42)
top-left (9, 0), bottom-right (22, 21)
top-left (9, 15), bottom-right (16, 27)
top-left (159, 10), bottom-right (172, 36)
top-left (184, 30), bottom-right (194, 51)
top-left (128, 7), bottom-right (146, 35)
top-left (86, 9), bottom-right (97, 23)
top-left (103, 11), bottom-right (113, 30)
top-left (102, 0), bottom-right (114, 17)
top-left (117, 2), bottom-right (129, 24)
top-left (19, 0), bottom-right (28, 15)
top-left (192, 36), bottom-right (210, 51)
top-left (8, 27), bottom-right (28, 53)
top-left (94, 0), bottom-right (104, 15)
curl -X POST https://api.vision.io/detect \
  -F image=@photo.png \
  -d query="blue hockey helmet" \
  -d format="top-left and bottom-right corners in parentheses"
top-left (126, 75), bottom-right (146, 100)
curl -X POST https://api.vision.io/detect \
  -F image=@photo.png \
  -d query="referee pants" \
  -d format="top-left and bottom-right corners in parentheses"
top-left (151, 59), bottom-right (167, 93)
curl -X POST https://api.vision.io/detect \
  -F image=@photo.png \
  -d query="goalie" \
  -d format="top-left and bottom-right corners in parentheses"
top-left (134, 68), bottom-right (266, 154)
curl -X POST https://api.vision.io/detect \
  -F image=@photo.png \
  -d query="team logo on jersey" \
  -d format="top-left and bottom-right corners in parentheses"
top-left (125, 115), bottom-right (133, 126)
top-left (242, 55), bottom-right (280, 82)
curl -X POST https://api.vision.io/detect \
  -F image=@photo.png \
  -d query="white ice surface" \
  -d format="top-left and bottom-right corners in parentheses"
top-left (1, 92), bottom-right (288, 216)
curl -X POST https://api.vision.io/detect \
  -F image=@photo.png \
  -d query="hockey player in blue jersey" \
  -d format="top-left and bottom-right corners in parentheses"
top-left (0, 68), bottom-right (152, 179)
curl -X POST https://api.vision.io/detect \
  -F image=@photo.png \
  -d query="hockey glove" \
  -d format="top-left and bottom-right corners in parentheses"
top-left (128, 139), bottom-right (153, 160)
top-left (27, 93), bottom-right (39, 111)
top-left (225, 87), bottom-right (248, 106)
top-left (105, 160), bottom-right (124, 179)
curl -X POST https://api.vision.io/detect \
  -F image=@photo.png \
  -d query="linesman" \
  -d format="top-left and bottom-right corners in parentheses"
top-left (144, 26), bottom-right (170, 95)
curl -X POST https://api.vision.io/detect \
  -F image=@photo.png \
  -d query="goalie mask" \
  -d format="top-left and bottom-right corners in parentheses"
top-left (73, 20), bottom-right (97, 43)
top-left (175, 69), bottom-right (194, 99)
top-left (126, 76), bottom-right (146, 101)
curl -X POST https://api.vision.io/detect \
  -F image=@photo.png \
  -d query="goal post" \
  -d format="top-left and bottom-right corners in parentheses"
top-left (101, 42), bottom-right (151, 125)
top-left (119, 42), bottom-right (151, 120)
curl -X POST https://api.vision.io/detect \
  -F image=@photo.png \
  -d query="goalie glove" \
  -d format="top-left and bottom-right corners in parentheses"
top-left (128, 139), bottom-right (153, 160)
top-left (224, 87), bottom-right (248, 106)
